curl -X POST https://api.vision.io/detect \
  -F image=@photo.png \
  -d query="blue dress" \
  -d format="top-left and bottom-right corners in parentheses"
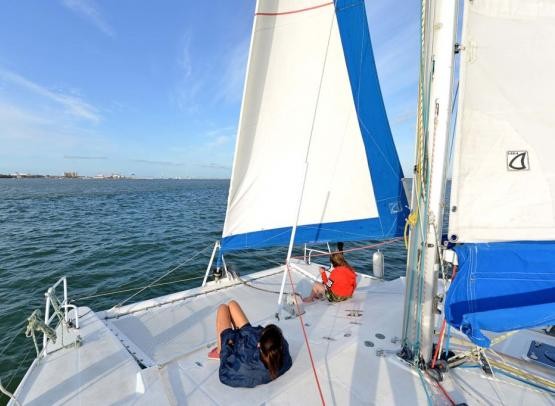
top-left (219, 324), bottom-right (293, 388)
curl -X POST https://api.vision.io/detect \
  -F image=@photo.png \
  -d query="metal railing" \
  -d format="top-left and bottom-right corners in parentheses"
top-left (43, 277), bottom-right (79, 354)
top-left (303, 243), bottom-right (331, 264)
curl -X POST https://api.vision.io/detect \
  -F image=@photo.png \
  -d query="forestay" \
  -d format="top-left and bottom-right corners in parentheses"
top-left (445, 0), bottom-right (555, 345)
top-left (221, 0), bottom-right (408, 252)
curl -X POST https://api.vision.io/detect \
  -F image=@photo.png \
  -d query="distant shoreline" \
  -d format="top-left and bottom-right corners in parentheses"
top-left (0, 175), bottom-right (230, 181)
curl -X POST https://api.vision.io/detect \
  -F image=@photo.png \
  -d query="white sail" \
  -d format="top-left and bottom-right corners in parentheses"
top-left (222, 0), bottom-right (407, 251)
top-left (448, 0), bottom-right (555, 243)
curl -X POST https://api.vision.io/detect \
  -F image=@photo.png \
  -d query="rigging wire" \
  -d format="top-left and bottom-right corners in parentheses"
top-left (110, 244), bottom-right (213, 310)
top-left (0, 320), bottom-right (28, 360)
top-left (290, 237), bottom-right (402, 260)
top-left (71, 274), bottom-right (206, 302)
top-left (3, 346), bottom-right (34, 397)
top-left (401, 0), bottom-right (434, 359)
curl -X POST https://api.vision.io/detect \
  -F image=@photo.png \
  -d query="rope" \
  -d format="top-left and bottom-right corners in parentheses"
top-left (431, 265), bottom-right (458, 368)
top-left (457, 363), bottom-right (555, 395)
top-left (425, 371), bottom-right (456, 406)
top-left (435, 380), bottom-right (457, 406)
top-left (404, 211), bottom-right (418, 248)
top-left (0, 377), bottom-right (21, 406)
top-left (285, 263), bottom-right (326, 405)
top-left (490, 365), bottom-right (555, 395)
top-left (237, 276), bottom-right (283, 295)
top-left (448, 331), bottom-right (516, 366)
top-left (442, 267), bottom-right (457, 359)
top-left (487, 356), bottom-right (555, 391)
top-left (417, 368), bottom-right (433, 406)
top-left (25, 310), bottom-right (56, 357)
top-left (110, 244), bottom-right (213, 310)
top-left (431, 321), bottom-right (447, 369)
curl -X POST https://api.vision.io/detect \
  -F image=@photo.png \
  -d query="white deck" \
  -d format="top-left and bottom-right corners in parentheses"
top-left (11, 260), bottom-right (555, 405)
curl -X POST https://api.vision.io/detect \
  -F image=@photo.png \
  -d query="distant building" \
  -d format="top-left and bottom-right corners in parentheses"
top-left (64, 172), bottom-right (79, 178)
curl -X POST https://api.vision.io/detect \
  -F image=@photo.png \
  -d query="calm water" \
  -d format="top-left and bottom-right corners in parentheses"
top-left (0, 179), bottom-right (407, 398)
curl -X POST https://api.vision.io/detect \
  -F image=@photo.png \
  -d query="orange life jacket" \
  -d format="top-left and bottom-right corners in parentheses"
top-left (321, 265), bottom-right (357, 298)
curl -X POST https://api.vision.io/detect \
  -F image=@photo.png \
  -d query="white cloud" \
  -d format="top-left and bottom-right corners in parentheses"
top-left (178, 31), bottom-right (193, 80)
top-left (391, 110), bottom-right (415, 125)
top-left (204, 125), bottom-right (236, 149)
top-left (200, 163), bottom-right (230, 170)
top-left (61, 0), bottom-right (114, 37)
top-left (173, 33), bottom-right (249, 113)
top-left (64, 155), bottom-right (107, 160)
top-left (211, 135), bottom-right (231, 147)
top-left (0, 68), bottom-right (101, 122)
top-left (131, 159), bottom-right (185, 166)
top-left (212, 39), bottom-right (249, 104)
top-left (0, 72), bottom-right (110, 171)
top-left (0, 101), bottom-right (110, 158)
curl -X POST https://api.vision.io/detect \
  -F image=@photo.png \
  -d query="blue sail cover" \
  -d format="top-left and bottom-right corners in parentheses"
top-left (220, 0), bottom-right (408, 253)
top-left (445, 242), bottom-right (555, 347)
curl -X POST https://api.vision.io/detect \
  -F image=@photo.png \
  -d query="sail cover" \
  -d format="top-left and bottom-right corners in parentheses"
top-left (445, 0), bottom-right (555, 346)
top-left (445, 242), bottom-right (555, 347)
top-left (220, 0), bottom-right (408, 252)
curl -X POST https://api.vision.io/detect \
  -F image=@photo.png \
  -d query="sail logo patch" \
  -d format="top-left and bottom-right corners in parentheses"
top-left (507, 151), bottom-right (529, 171)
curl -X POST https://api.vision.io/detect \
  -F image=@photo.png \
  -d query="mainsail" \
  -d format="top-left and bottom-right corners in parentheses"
top-left (445, 0), bottom-right (555, 346)
top-left (221, 0), bottom-right (408, 253)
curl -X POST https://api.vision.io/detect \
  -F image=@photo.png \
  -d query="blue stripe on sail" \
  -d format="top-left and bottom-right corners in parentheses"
top-left (445, 242), bottom-right (555, 347)
top-left (334, 0), bottom-right (409, 237)
top-left (221, 216), bottom-right (393, 253)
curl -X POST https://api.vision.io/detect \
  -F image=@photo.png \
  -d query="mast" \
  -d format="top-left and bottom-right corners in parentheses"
top-left (401, 0), bottom-right (458, 364)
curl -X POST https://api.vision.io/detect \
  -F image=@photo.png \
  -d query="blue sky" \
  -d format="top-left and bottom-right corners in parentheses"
top-left (0, 1), bottom-right (419, 178)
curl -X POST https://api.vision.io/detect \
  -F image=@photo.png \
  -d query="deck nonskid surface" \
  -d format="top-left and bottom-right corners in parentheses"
top-left (104, 262), bottom-right (433, 405)
top-left (12, 260), bottom-right (555, 405)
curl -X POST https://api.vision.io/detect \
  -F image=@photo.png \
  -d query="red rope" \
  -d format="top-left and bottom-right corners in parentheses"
top-left (431, 265), bottom-right (458, 369)
top-left (256, 1), bottom-right (333, 16)
top-left (291, 237), bottom-right (403, 260)
top-left (431, 321), bottom-right (447, 369)
top-left (285, 263), bottom-right (326, 405)
top-left (426, 372), bottom-right (457, 406)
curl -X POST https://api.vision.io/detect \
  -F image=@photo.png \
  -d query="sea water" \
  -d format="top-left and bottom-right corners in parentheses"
top-left (0, 179), bottom-right (407, 397)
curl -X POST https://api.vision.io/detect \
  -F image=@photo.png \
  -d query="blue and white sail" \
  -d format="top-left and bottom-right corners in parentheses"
top-left (221, 0), bottom-right (408, 253)
top-left (445, 0), bottom-right (555, 346)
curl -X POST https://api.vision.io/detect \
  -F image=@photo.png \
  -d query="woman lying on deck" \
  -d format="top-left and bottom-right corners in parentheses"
top-left (208, 300), bottom-right (293, 388)
top-left (303, 252), bottom-right (357, 303)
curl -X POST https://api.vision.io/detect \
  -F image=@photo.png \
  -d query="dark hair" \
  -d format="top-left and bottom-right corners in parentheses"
top-left (259, 324), bottom-right (284, 380)
top-left (330, 252), bottom-right (352, 270)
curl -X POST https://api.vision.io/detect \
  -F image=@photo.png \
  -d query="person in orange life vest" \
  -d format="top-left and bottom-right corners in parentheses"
top-left (303, 252), bottom-right (357, 303)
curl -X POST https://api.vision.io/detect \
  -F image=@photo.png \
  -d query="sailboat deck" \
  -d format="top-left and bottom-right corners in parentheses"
top-left (11, 260), bottom-right (555, 405)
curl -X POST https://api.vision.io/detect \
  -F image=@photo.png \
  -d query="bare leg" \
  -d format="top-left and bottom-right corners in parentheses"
top-left (303, 282), bottom-right (326, 303)
top-left (228, 300), bottom-right (249, 329)
top-left (216, 304), bottom-right (233, 353)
